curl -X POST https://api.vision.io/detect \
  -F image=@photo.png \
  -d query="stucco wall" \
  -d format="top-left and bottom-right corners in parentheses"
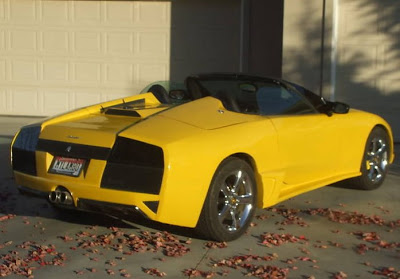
top-left (283, 0), bottom-right (400, 141)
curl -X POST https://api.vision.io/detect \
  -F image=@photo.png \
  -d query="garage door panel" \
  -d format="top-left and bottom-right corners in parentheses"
top-left (102, 88), bottom-right (142, 103)
top-left (41, 30), bottom-right (69, 53)
top-left (41, 1), bottom-right (69, 23)
top-left (1, 0), bottom-right (172, 115)
top-left (0, 30), bottom-right (4, 50)
top-left (74, 90), bottom-right (102, 109)
top-left (135, 2), bottom-right (169, 26)
top-left (105, 63), bottom-right (134, 85)
top-left (0, 1), bottom-right (5, 21)
top-left (0, 59), bottom-right (5, 80)
top-left (73, 31), bottom-right (102, 54)
top-left (42, 60), bottom-right (69, 82)
top-left (73, 62), bottom-right (101, 84)
top-left (42, 89), bottom-right (70, 115)
top-left (137, 32), bottom-right (169, 56)
top-left (9, 0), bottom-right (37, 22)
top-left (10, 29), bottom-right (37, 52)
top-left (2, 0), bottom-right (239, 116)
top-left (73, 1), bottom-right (101, 23)
top-left (11, 59), bottom-right (38, 82)
top-left (105, 32), bottom-right (133, 54)
top-left (0, 90), bottom-right (5, 112)
top-left (11, 89), bottom-right (40, 114)
top-left (105, 2), bottom-right (134, 24)
top-left (137, 63), bottom-right (169, 85)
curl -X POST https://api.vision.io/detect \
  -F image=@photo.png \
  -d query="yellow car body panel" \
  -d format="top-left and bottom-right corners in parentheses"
top-left (12, 92), bottom-right (395, 229)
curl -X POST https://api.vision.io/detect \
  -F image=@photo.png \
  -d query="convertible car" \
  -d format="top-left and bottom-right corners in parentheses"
top-left (11, 73), bottom-right (394, 241)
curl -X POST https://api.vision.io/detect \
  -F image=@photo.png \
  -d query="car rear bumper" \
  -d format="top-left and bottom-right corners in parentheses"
top-left (14, 171), bottom-right (159, 220)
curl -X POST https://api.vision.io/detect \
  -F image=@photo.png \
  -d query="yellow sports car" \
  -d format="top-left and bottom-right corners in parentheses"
top-left (11, 73), bottom-right (394, 241)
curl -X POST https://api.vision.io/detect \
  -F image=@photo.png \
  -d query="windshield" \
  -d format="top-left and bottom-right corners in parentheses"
top-left (193, 76), bottom-right (317, 115)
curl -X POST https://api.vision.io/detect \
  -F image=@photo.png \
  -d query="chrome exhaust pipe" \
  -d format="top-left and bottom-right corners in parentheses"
top-left (49, 191), bottom-right (59, 203)
top-left (48, 190), bottom-right (73, 205)
top-left (60, 191), bottom-right (73, 205)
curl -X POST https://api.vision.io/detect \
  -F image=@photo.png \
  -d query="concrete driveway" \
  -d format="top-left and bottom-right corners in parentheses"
top-left (1, 117), bottom-right (399, 279)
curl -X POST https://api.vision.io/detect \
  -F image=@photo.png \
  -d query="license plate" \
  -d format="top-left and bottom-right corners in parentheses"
top-left (49, 156), bottom-right (86, 177)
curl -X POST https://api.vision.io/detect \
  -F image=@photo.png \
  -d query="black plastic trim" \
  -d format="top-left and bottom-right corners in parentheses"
top-left (36, 139), bottom-right (111, 160)
top-left (78, 198), bottom-right (145, 217)
top-left (12, 148), bottom-right (37, 176)
top-left (101, 137), bottom-right (164, 195)
top-left (11, 125), bottom-right (41, 176)
top-left (144, 201), bottom-right (159, 213)
top-left (105, 109), bottom-right (141, 117)
top-left (101, 163), bottom-right (163, 194)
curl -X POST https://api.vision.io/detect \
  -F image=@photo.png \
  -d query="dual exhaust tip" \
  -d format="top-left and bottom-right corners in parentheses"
top-left (48, 190), bottom-right (73, 205)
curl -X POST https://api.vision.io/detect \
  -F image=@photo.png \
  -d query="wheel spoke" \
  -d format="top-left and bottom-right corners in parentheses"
top-left (231, 170), bottom-right (243, 193)
top-left (230, 209), bottom-right (238, 230)
top-left (368, 162), bottom-right (376, 177)
top-left (372, 138), bottom-right (378, 154)
top-left (221, 185), bottom-right (230, 197)
top-left (237, 194), bottom-right (253, 205)
top-left (366, 137), bottom-right (388, 184)
top-left (218, 204), bottom-right (231, 222)
top-left (375, 165), bottom-right (383, 177)
top-left (376, 143), bottom-right (387, 156)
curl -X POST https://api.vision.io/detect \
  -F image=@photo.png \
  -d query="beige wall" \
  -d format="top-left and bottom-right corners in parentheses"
top-left (283, 0), bottom-right (400, 141)
top-left (336, 0), bottom-right (400, 141)
top-left (282, 0), bottom-right (329, 95)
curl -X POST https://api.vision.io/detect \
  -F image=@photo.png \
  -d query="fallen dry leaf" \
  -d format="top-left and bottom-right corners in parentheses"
top-left (260, 233), bottom-right (307, 247)
top-left (205, 241), bottom-right (228, 249)
top-left (143, 267), bottom-right (166, 277)
top-left (372, 267), bottom-right (400, 278)
top-left (332, 271), bottom-right (348, 279)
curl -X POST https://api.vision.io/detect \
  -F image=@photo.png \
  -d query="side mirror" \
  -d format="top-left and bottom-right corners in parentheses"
top-left (332, 102), bottom-right (350, 114)
top-left (169, 89), bottom-right (189, 101)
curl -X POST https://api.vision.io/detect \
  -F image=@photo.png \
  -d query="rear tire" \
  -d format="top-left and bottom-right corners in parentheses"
top-left (349, 127), bottom-right (390, 190)
top-left (196, 157), bottom-right (257, 241)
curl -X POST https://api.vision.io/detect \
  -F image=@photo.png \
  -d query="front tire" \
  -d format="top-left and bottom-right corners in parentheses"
top-left (350, 127), bottom-right (390, 190)
top-left (196, 157), bottom-right (257, 241)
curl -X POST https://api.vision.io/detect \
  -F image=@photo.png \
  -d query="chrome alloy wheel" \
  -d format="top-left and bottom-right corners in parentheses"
top-left (217, 170), bottom-right (254, 232)
top-left (366, 137), bottom-right (388, 183)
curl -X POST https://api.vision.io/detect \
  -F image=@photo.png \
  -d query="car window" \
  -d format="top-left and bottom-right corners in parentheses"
top-left (255, 84), bottom-right (316, 115)
top-left (285, 81), bottom-right (326, 111)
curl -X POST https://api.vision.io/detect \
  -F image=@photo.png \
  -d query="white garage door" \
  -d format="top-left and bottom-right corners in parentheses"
top-left (336, 0), bottom-right (400, 141)
top-left (0, 0), bottom-right (241, 116)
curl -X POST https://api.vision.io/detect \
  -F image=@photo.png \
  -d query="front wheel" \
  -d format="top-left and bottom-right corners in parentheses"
top-left (349, 127), bottom-right (390, 190)
top-left (196, 157), bottom-right (257, 241)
